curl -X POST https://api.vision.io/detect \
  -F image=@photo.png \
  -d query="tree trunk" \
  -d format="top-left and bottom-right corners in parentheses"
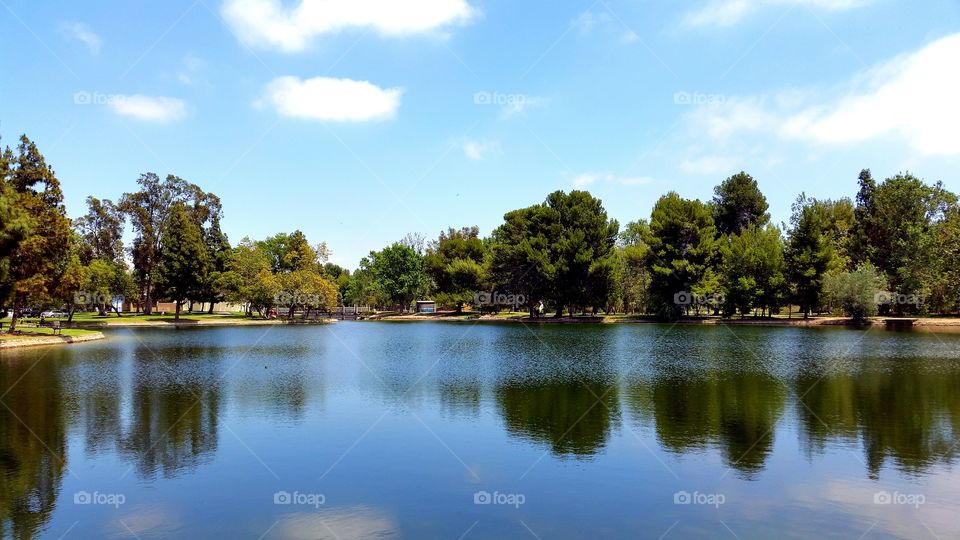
top-left (114, 305), bottom-right (122, 317)
top-left (208, 301), bottom-right (215, 314)
top-left (144, 276), bottom-right (153, 315)
top-left (8, 298), bottom-right (21, 334)
top-left (68, 304), bottom-right (76, 323)
top-left (175, 300), bottom-right (181, 321)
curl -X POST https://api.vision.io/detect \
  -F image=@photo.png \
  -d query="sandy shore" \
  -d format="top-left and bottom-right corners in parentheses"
top-left (0, 331), bottom-right (106, 350)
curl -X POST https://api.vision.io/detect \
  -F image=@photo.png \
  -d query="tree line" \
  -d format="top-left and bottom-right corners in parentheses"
top-left (2, 132), bottom-right (959, 332)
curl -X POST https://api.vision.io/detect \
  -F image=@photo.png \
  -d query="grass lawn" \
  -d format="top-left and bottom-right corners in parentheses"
top-left (0, 326), bottom-right (101, 339)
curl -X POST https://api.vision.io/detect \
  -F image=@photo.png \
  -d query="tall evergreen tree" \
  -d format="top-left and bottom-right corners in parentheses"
top-left (711, 172), bottom-right (770, 237)
top-left (3, 136), bottom-right (72, 332)
top-left (644, 192), bottom-right (719, 319)
top-left (154, 202), bottom-right (210, 320)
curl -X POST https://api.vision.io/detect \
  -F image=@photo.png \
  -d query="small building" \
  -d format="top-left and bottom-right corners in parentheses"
top-left (415, 300), bottom-right (437, 313)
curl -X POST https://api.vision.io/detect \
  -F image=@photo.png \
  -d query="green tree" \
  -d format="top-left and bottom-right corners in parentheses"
top-left (362, 242), bottom-right (430, 311)
top-left (119, 173), bottom-right (220, 314)
top-left (786, 194), bottom-right (839, 317)
top-left (711, 171), bottom-right (770, 236)
top-left (721, 224), bottom-right (787, 317)
top-left (850, 172), bottom-right (956, 309)
top-left (489, 204), bottom-right (558, 317)
top-left (614, 220), bottom-right (651, 314)
top-left (825, 263), bottom-right (886, 322)
top-left (424, 226), bottom-right (487, 312)
top-left (74, 196), bottom-right (125, 264)
top-left (644, 192), bottom-right (720, 319)
top-left (198, 217), bottom-right (231, 313)
top-left (545, 190), bottom-right (619, 316)
top-left (154, 203), bottom-right (209, 320)
top-left (3, 136), bottom-right (73, 332)
top-left (0, 143), bottom-right (30, 306)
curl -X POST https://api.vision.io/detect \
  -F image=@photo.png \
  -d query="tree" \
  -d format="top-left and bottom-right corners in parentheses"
top-left (362, 242), bottom-right (430, 311)
top-left (849, 172), bottom-right (956, 309)
top-left (489, 191), bottom-right (619, 317)
top-left (825, 264), bottom-right (886, 322)
top-left (712, 172), bottom-right (769, 237)
top-left (0, 142), bottom-right (30, 305)
top-left (198, 217), bottom-right (231, 312)
top-left (489, 204), bottom-right (558, 317)
top-left (644, 192), bottom-right (720, 319)
top-left (259, 230), bottom-right (328, 274)
top-left (786, 194), bottom-right (839, 317)
top-left (424, 226), bottom-right (487, 312)
top-left (545, 191), bottom-right (619, 316)
top-left (3, 136), bottom-right (73, 333)
top-left (74, 196), bottom-right (124, 264)
top-left (721, 224), bottom-right (786, 317)
top-left (217, 237), bottom-right (280, 316)
top-left (614, 220), bottom-right (651, 314)
top-left (119, 173), bottom-right (220, 314)
top-left (154, 203), bottom-right (209, 320)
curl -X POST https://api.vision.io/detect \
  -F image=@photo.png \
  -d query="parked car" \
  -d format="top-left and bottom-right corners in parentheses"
top-left (40, 310), bottom-right (68, 318)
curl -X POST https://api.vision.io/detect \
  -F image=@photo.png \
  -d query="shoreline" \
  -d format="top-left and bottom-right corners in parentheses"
top-left (363, 313), bottom-right (960, 330)
top-left (0, 331), bottom-right (106, 350)
top-left (63, 318), bottom-right (337, 329)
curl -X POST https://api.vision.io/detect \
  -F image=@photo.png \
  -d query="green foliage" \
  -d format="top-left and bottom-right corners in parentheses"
top-left (490, 191), bottom-right (618, 316)
top-left (721, 224), bottom-right (787, 317)
top-left (424, 226), bottom-right (487, 311)
top-left (155, 203), bottom-right (210, 319)
top-left (712, 171), bottom-right (770, 236)
top-left (361, 242), bottom-right (431, 310)
top-left (74, 196), bottom-right (124, 264)
top-left (786, 194), bottom-right (841, 317)
top-left (613, 221), bottom-right (651, 313)
top-left (119, 173), bottom-right (221, 313)
top-left (850, 171), bottom-right (956, 306)
top-left (644, 192), bottom-right (719, 319)
top-left (2, 135), bottom-right (73, 331)
top-left (825, 264), bottom-right (886, 322)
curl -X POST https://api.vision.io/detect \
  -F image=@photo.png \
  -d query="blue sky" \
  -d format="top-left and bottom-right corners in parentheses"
top-left (1, 0), bottom-right (958, 267)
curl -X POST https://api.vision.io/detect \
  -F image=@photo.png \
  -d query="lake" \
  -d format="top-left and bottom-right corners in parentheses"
top-left (2, 322), bottom-right (960, 539)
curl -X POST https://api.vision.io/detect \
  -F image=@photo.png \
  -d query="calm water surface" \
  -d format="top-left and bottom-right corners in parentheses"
top-left (2, 322), bottom-right (960, 539)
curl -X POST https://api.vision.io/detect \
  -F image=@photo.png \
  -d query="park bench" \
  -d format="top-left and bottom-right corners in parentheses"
top-left (39, 320), bottom-right (62, 335)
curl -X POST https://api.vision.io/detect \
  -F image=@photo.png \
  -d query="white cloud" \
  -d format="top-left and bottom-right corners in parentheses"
top-left (108, 95), bottom-right (186, 123)
top-left (260, 76), bottom-right (402, 122)
top-left (683, 0), bottom-right (871, 28)
top-left (682, 32), bottom-right (960, 156)
top-left (60, 22), bottom-right (101, 54)
top-left (572, 172), bottom-right (655, 188)
top-left (222, 0), bottom-right (475, 52)
top-left (461, 139), bottom-right (498, 160)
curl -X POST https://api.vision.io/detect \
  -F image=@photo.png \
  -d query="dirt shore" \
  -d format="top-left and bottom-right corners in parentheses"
top-left (0, 331), bottom-right (106, 350)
